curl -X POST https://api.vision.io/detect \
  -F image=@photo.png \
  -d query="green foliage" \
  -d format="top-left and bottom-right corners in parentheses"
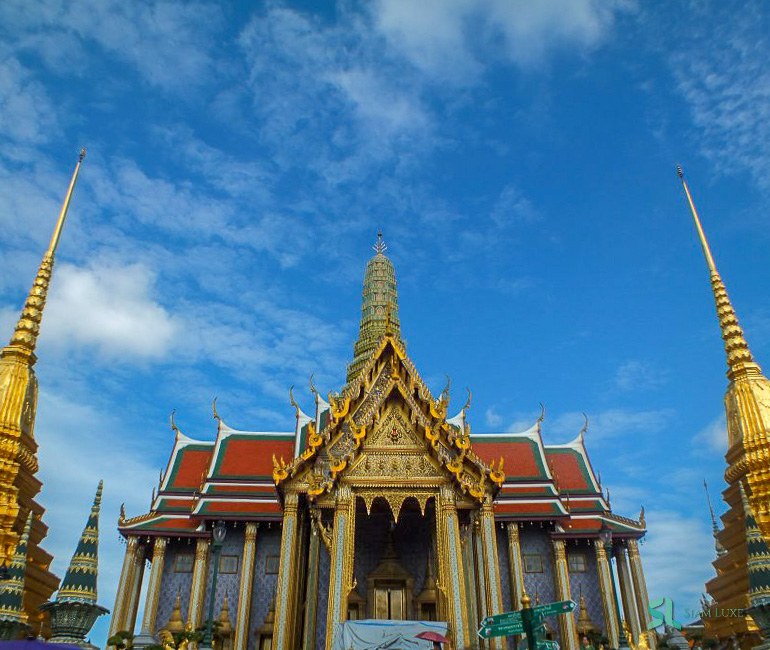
top-left (107, 630), bottom-right (134, 650)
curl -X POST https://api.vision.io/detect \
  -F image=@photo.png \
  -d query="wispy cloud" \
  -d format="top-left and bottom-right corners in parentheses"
top-left (373, 0), bottom-right (633, 82)
top-left (546, 408), bottom-right (674, 442)
top-left (642, 509), bottom-right (716, 608)
top-left (1, 0), bottom-right (224, 91)
top-left (666, 0), bottom-right (770, 192)
top-left (614, 359), bottom-right (668, 391)
top-left (693, 413), bottom-right (727, 454)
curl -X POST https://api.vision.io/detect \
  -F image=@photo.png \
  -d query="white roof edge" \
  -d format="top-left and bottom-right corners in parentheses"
top-left (447, 410), bottom-right (464, 428)
top-left (472, 419), bottom-right (540, 439)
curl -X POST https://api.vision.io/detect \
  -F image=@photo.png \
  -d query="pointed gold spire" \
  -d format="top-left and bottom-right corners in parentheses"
top-left (677, 166), bottom-right (759, 381)
top-left (5, 149), bottom-right (86, 358)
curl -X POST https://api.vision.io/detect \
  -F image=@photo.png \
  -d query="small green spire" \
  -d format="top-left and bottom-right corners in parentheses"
top-left (346, 231), bottom-right (403, 385)
top-left (57, 480), bottom-right (102, 604)
top-left (0, 511), bottom-right (34, 631)
top-left (740, 483), bottom-right (770, 606)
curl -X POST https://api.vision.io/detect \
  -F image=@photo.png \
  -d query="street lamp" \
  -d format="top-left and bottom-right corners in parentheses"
top-left (203, 521), bottom-right (227, 650)
top-left (598, 523), bottom-right (629, 650)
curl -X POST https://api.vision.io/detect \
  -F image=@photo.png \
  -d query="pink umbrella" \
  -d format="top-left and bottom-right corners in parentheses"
top-left (416, 630), bottom-right (450, 649)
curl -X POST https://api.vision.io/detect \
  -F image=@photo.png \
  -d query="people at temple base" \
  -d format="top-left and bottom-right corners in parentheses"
top-left (111, 234), bottom-right (653, 650)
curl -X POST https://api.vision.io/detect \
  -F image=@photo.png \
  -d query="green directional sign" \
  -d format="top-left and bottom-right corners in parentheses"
top-left (531, 599), bottom-right (576, 617)
top-left (520, 637), bottom-right (560, 650)
top-left (477, 621), bottom-right (525, 639)
top-left (480, 611), bottom-right (522, 627)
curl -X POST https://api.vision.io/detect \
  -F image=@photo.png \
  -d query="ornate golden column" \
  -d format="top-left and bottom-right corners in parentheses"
top-left (233, 523), bottom-right (258, 650)
top-left (188, 538), bottom-right (210, 629)
top-left (552, 539), bottom-right (578, 650)
top-left (627, 540), bottom-right (655, 648)
top-left (301, 516), bottom-right (322, 650)
top-left (139, 537), bottom-right (168, 637)
top-left (616, 546), bottom-right (640, 643)
top-left (325, 485), bottom-right (356, 650)
top-left (595, 540), bottom-right (619, 648)
top-left (472, 517), bottom-right (488, 644)
top-left (123, 541), bottom-right (147, 634)
top-left (506, 522), bottom-right (524, 610)
top-left (461, 529), bottom-right (479, 638)
top-left (437, 486), bottom-right (471, 649)
top-left (108, 536), bottom-right (141, 639)
top-left (480, 498), bottom-right (505, 650)
top-left (275, 490), bottom-right (302, 650)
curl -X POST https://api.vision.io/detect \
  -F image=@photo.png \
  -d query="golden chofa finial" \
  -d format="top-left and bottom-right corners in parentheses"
top-left (49, 148), bottom-right (86, 256)
top-left (5, 149), bottom-right (86, 355)
top-left (677, 165), bottom-right (758, 380)
top-left (373, 229), bottom-right (387, 254)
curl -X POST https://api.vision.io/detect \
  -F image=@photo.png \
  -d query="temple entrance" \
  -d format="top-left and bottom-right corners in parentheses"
top-left (353, 496), bottom-right (436, 622)
top-left (373, 582), bottom-right (407, 620)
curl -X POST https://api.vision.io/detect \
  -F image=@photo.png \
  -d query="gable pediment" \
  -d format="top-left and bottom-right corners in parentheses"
top-left (274, 335), bottom-right (504, 501)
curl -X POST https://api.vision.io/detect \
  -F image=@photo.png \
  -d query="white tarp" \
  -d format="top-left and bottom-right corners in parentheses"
top-left (331, 619), bottom-right (450, 650)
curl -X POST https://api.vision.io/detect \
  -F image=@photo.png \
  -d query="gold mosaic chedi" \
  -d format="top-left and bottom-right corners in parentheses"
top-left (0, 150), bottom-right (85, 635)
top-left (678, 167), bottom-right (770, 643)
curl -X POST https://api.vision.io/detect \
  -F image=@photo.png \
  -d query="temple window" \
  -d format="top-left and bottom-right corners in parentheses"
top-left (219, 555), bottom-right (239, 574)
top-left (523, 554), bottom-right (543, 573)
top-left (174, 554), bottom-right (193, 573)
top-left (568, 553), bottom-right (587, 573)
top-left (265, 555), bottom-right (280, 574)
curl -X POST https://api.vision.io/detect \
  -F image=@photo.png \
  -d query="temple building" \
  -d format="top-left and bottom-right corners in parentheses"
top-left (0, 150), bottom-right (86, 636)
top-left (112, 234), bottom-right (652, 650)
top-left (678, 169), bottom-right (770, 647)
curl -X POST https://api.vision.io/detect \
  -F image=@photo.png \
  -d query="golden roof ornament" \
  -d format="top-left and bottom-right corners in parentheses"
top-left (165, 592), bottom-right (186, 633)
top-left (677, 165), bottom-right (759, 381)
top-left (5, 148), bottom-right (86, 356)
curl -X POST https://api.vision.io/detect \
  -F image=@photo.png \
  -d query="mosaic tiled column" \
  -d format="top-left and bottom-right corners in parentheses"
top-left (140, 537), bottom-right (168, 637)
top-left (437, 485), bottom-right (471, 649)
top-left (506, 523), bottom-right (525, 609)
top-left (616, 546), bottom-right (640, 643)
top-left (325, 485), bottom-right (355, 650)
top-left (301, 517), bottom-right (321, 650)
top-left (595, 540), bottom-right (619, 648)
top-left (125, 542), bottom-right (147, 635)
top-left (473, 518), bottom-right (488, 645)
top-left (233, 523), bottom-right (258, 650)
top-left (552, 539), bottom-right (578, 650)
top-left (275, 490), bottom-right (302, 650)
top-left (480, 499), bottom-right (505, 650)
top-left (462, 529), bottom-right (479, 638)
top-left (187, 538), bottom-right (210, 629)
top-left (627, 540), bottom-right (655, 648)
top-left (108, 536), bottom-right (141, 639)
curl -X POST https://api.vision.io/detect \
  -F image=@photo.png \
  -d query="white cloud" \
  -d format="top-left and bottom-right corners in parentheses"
top-left (491, 184), bottom-right (541, 227)
top-left (668, 1), bottom-right (770, 191)
top-left (693, 413), bottom-right (727, 454)
top-left (41, 262), bottom-right (178, 359)
top-left (34, 389), bottom-right (161, 645)
top-left (485, 406), bottom-right (503, 428)
top-left (0, 56), bottom-right (58, 144)
top-left (0, 0), bottom-right (223, 90)
top-left (641, 509), bottom-right (717, 611)
top-left (546, 408), bottom-right (674, 441)
top-left (373, 0), bottom-right (632, 82)
top-left (614, 359), bottom-right (668, 391)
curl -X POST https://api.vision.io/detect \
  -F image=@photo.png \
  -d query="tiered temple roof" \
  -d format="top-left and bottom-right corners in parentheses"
top-left (120, 236), bottom-right (644, 541)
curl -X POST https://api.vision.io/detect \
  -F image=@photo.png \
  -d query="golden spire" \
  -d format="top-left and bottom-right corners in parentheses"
top-left (677, 166), bottom-right (759, 381)
top-left (5, 149), bottom-right (86, 358)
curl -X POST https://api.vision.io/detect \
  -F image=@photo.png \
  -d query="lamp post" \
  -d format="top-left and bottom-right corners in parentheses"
top-left (203, 521), bottom-right (227, 650)
top-left (599, 524), bottom-right (629, 650)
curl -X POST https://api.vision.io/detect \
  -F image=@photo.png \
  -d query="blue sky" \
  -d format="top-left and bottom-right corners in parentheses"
top-left (1, 0), bottom-right (768, 644)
